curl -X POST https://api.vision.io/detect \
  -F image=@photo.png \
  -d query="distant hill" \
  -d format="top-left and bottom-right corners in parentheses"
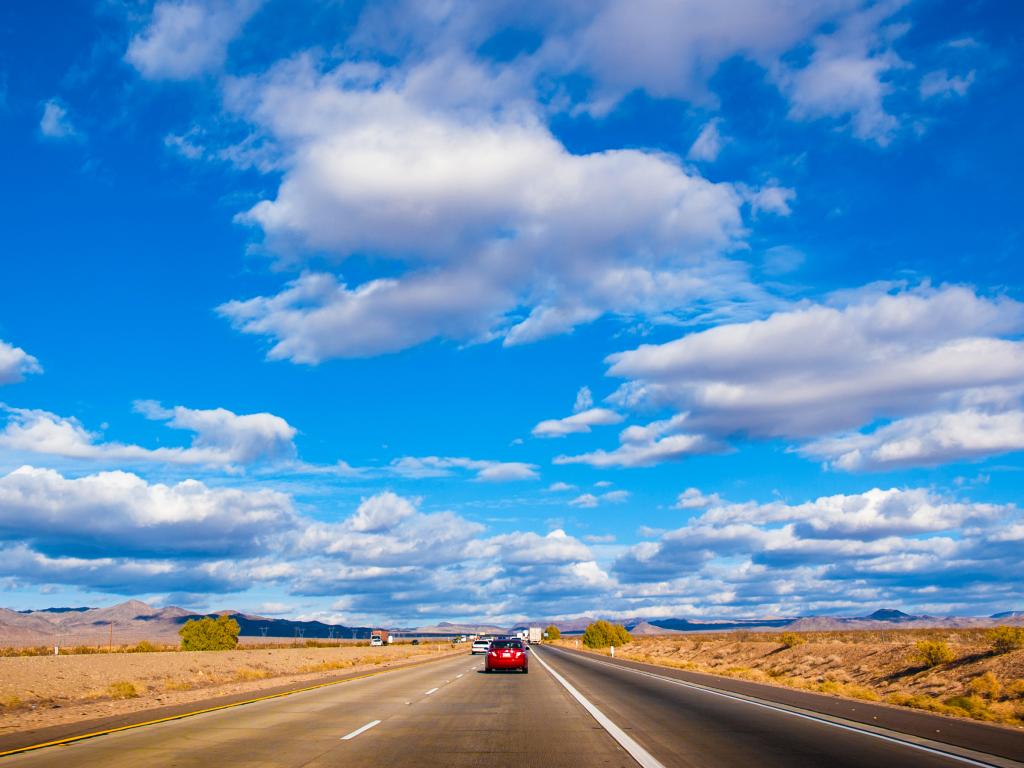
top-left (992, 611), bottom-right (1024, 619)
top-left (0, 601), bottom-right (375, 647)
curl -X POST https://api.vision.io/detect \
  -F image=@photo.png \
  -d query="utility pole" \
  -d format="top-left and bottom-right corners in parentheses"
top-left (109, 621), bottom-right (113, 653)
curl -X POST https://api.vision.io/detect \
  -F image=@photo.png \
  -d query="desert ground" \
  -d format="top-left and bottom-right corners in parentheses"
top-left (558, 628), bottom-right (1024, 728)
top-left (0, 642), bottom-right (458, 735)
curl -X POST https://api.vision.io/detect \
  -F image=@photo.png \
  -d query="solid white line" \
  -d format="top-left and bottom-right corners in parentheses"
top-left (340, 720), bottom-right (381, 741)
top-left (425, 687), bottom-right (439, 695)
top-left (545, 647), bottom-right (1010, 768)
top-left (531, 648), bottom-right (665, 768)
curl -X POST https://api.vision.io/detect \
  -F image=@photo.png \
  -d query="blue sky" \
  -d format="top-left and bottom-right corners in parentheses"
top-left (0, 0), bottom-right (1022, 625)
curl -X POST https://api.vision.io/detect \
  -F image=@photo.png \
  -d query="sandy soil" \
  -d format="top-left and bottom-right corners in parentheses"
top-left (0, 643), bottom-right (459, 735)
top-left (557, 630), bottom-right (1024, 728)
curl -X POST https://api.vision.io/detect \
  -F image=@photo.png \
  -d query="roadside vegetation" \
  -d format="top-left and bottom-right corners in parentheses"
top-left (582, 620), bottom-right (631, 649)
top-left (560, 626), bottom-right (1024, 728)
top-left (179, 616), bottom-right (241, 651)
top-left (543, 625), bottom-right (561, 641)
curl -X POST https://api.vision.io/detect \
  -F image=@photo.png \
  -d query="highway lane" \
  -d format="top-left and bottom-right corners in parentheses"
top-left (4, 649), bottom-right (632, 767)
top-left (5, 644), bottom-right (1022, 767)
top-left (533, 644), bottom-right (1023, 768)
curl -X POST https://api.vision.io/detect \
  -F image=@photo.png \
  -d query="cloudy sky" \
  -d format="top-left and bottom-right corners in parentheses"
top-left (1, 0), bottom-right (1022, 626)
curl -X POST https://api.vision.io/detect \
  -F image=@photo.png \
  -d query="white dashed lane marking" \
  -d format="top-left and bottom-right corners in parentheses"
top-left (341, 720), bottom-right (381, 741)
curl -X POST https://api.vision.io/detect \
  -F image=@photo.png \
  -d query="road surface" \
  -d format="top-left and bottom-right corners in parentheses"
top-left (5, 644), bottom-right (1022, 767)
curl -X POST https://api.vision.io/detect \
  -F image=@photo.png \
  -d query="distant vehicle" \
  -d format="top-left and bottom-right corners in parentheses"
top-left (485, 638), bottom-right (528, 673)
top-left (371, 628), bottom-right (391, 646)
top-left (528, 627), bottom-right (542, 644)
top-left (471, 638), bottom-right (491, 654)
top-left (370, 635), bottom-right (383, 647)
top-left (411, 638), bottom-right (420, 645)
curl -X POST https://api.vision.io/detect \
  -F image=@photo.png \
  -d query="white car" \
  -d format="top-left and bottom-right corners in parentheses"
top-left (370, 635), bottom-right (384, 647)
top-left (471, 638), bottom-right (491, 654)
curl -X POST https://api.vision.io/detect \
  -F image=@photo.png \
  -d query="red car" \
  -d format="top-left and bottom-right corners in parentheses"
top-left (484, 638), bottom-right (528, 673)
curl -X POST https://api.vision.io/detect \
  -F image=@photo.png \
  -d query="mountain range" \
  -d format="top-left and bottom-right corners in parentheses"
top-left (2, 602), bottom-right (1022, 647)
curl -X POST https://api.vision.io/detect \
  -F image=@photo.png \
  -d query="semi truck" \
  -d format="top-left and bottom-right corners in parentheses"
top-left (370, 629), bottom-right (392, 646)
top-left (528, 627), bottom-right (542, 643)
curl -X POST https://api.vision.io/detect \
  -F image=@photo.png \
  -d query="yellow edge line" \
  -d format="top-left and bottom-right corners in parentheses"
top-left (0, 651), bottom-right (460, 759)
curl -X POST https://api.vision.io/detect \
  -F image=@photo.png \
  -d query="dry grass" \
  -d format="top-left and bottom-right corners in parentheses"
top-left (559, 628), bottom-right (1024, 728)
top-left (0, 642), bottom-right (458, 734)
top-left (105, 681), bottom-right (141, 699)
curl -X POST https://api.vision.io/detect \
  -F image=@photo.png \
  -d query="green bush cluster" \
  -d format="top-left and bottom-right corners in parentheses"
top-left (178, 616), bottom-right (241, 651)
top-left (544, 625), bottom-right (561, 641)
top-left (582, 620), bottom-right (631, 649)
top-left (911, 639), bottom-right (955, 667)
top-left (779, 632), bottom-right (805, 649)
top-left (987, 626), bottom-right (1024, 654)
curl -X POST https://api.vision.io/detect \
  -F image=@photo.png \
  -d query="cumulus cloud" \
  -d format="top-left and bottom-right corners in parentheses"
top-left (532, 408), bottom-right (623, 438)
top-left (389, 455), bottom-right (538, 482)
top-left (0, 402), bottom-right (298, 469)
top-left (773, 2), bottom-right (909, 144)
top-left (126, 0), bottom-right (263, 80)
top-left (0, 340), bottom-right (41, 384)
top-left (675, 488), bottom-right (721, 509)
top-left (39, 99), bottom-right (79, 140)
top-left (612, 487), bottom-right (1019, 616)
top-left (569, 490), bottom-right (629, 508)
top-left (0, 465), bottom-right (295, 558)
top-left (216, 55), bottom-right (763, 360)
top-left (603, 285), bottom-right (1024, 468)
top-left (555, 413), bottom-right (722, 468)
top-left (801, 409), bottom-right (1024, 471)
top-left (134, 400), bottom-right (298, 465)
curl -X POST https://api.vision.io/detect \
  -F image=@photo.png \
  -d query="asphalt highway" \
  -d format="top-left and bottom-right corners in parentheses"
top-left (5, 645), bottom-right (1022, 768)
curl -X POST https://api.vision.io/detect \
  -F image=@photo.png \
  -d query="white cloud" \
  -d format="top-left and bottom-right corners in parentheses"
top-left (134, 400), bottom-right (298, 465)
top-left (608, 285), bottom-right (1024, 445)
top-left (532, 407), bottom-right (624, 438)
top-left (389, 455), bottom-right (538, 482)
top-left (802, 409), bottom-right (1024, 471)
top-left (774, 2), bottom-right (908, 144)
top-left (217, 55), bottom-right (758, 360)
top-left (0, 340), bottom-right (41, 385)
top-left (0, 465), bottom-right (295, 558)
top-left (573, 489), bottom-right (626, 507)
top-left (39, 99), bottom-right (79, 140)
top-left (0, 402), bottom-right (298, 469)
top-left (675, 488), bottom-right (721, 509)
top-left (347, 491), bottom-right (417, 533)
top-left (556, 433), bottom-right (717, 468)
top-left (747, 185), bottom-right (796, 216)
top-left (573, 386), bottom-right (594, 413)
top-left (687, 119), bottom-right (725, 162)
top-left (919, 69), bottom-right (975, 99)
top-left (126, 0), bottom-right (263, 80)
top-left (546, 481), bottom-right (576, 492)
top-left (613, 487), bottom-right (1018, 611)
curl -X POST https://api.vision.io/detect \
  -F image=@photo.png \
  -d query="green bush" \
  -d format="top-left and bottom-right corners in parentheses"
top-left (779, 632), bottom-right (805, 649)
top-left (987, 626), bottom-right (1024, 654)
top-left (129, 640), bottom-right (159, 653)
top-left (179, 616), bottom-right (241, 651)
top-left (544, 625), bottom-right (561, 641)
top-left (911, 640), bottom-right (955, 668)
top-left (582, 620), bottom-right (631, 649)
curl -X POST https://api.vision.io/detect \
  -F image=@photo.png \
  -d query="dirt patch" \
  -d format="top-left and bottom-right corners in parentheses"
top-left (0, 643), bottom-right (457, 735)
top-left (556, 629), bottom-right (1024, 728)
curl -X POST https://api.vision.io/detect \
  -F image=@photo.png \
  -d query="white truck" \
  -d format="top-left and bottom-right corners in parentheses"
top-left (528, 626), bottom-right (542, 644)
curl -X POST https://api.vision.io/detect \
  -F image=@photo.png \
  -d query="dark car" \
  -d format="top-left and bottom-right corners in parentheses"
top-left (484, 638), bottom-right (528, 673)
